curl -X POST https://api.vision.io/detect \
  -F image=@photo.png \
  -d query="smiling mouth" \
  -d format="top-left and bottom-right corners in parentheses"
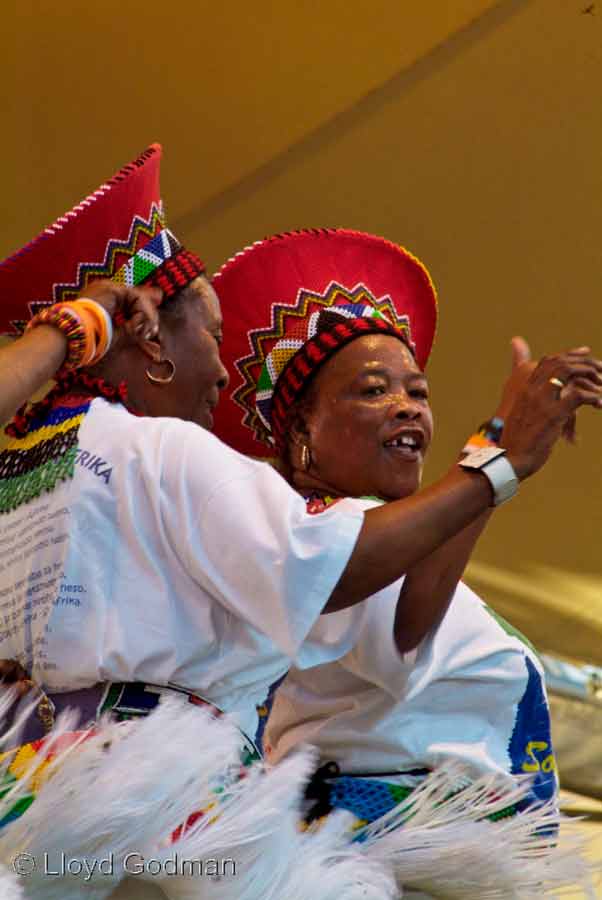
top-left (383, 432), bottom-right (424, 460)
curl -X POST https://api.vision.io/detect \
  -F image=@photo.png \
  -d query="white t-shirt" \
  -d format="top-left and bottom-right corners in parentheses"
top-left (265, 498), bottom-right (556, 799)
top-left (0, 399), bottom-right (364, 737)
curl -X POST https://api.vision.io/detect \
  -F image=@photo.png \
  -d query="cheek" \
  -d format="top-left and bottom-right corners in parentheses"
top-left (310, 401), bottom-right (348, 455)
top-left (191, 339), bottom-right (220, 385)
top-left (312, 402), bottom-right (376, 460)
top-left (423, 410), bottom-right (435, 447)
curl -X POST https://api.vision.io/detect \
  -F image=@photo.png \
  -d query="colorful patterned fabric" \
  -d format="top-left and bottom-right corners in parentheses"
top-left (308, 774), bottom-right (520, 844)
top-left (0, 731), bottom-right (93, 828)
top-left (329, 776), bottom-right (414, 828)
top-left (0, 396), bottom-right (92, 514)
top-left (0, 144), bottom-right (204, 336)
top-left (254, 672), bottom-right (288, 752)
top-left (508, 656), bottom-right (557, 805)
top-left (212, 228), bottom-right (437, 458)
top-left (0, 731), bottom-right (248, 836)
top-left (98, 682), bottom-right (260, 766)
top-left (0, 681), bottom-right (261, 831)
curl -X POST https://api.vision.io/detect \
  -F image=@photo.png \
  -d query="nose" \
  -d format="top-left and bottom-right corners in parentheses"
top-left (389, 395), bottom-right (421, 421)
top-left (216, 360), bottom-right (230, 391)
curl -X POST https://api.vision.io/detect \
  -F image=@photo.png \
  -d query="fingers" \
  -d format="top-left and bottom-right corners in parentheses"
top-left (122, 288), bottom-right (161, 341)
top-left (561, 348), bottom-right (602, 371)
top-left (533, 353), bottom-right (602, 388)
top-left (131, 285), bottom-right (162, 309)
top-left (561, 412), bottom-right (577, 444)
top-left (79, 279), bottom-right (120, 315)
top-left (551, 364), bottom-right (602, 393)
top-left (124, 311), bottom-right (157, 341)
top-left (558, 381), bottom-right (602, 412)
top-left (565, 364), bottom-right (602, 386)
top-left (511, 336), bottom-right (531, 369)
top-left (80, 281), bottom-right (163, 333)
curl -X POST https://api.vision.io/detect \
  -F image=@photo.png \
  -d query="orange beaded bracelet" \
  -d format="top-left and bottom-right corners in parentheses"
top-left (26, 299), bottom-right (113, 375)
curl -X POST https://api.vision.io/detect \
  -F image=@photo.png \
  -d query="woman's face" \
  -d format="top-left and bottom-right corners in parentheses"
top-left (296, 334), bottom-right (433, 501)
top-left (160, 277), bottom-right (229, 429)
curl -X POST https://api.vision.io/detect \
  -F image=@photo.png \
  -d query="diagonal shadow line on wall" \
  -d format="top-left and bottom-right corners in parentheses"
top-left (173, 0), bottom-right (533, 236)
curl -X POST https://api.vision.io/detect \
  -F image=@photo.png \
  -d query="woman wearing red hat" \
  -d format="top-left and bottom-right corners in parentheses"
top-left (0, 149), bottom-right (406, 900)
top-left (211, 228), bottom-right (599, 897)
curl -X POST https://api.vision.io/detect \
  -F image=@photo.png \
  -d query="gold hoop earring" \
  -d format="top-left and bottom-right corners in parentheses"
top-left (145, 358), bottom-right (176, 385)
top-left (301, 445), bottom-right (311, 472)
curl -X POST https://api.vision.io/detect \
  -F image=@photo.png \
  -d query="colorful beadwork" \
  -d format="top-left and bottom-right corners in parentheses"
top-left (234, 282), bottom-right (413, 448)
top-left (0, 679), bottom-right (261, 832)
top-left (0, 398), bottom-right (91, 514)
top-left (0, 729), bottom-right (241, 835)
top-left (0, 144), bottom-right (205, 337)
top-left (72, 300), bottom-right (113, 364)
top-left (311, 774), bottom-right (519, 844)
top-left (26, 304), bottom-right (92, 373)
top-left (212, 228), bottom-right (438, 460)
top-left (330, 777), bottom-right (413, 827)
top-left (0, 731), bottom-right (92, 828)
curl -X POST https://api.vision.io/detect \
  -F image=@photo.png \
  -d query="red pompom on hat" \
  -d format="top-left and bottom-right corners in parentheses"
top-left (212, 228), bottom-right (437, 459)
top-left (0, 143), bottom-right (205, 336)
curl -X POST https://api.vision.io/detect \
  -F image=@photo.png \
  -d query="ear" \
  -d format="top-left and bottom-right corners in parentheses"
top-left (288, 403), bottom-right (311, 448)
top-left (132, 331), bottom-right (163, 363)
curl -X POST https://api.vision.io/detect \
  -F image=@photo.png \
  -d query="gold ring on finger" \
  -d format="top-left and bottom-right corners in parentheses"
top-left (549, 377), bottom-right (565, 389)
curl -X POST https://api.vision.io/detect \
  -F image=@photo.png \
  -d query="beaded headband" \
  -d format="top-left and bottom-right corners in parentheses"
top-left (212, 228), bottom-right (438, 458)
top-left (256, 291), bottom-right (413, 449)
top-left (0, 143), bottom-right (205, 336)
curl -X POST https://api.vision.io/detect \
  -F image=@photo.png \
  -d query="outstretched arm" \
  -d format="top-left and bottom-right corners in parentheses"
top-left (393, 337), bottom-right (530, 652)
top-left (327, 346), bottom-right (602, 613)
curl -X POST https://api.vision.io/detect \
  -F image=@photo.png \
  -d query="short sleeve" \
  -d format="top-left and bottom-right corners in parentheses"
top-left (293, 495), bottom-right (417, 674)
top-left (159, 422), bottom-right (364, 659)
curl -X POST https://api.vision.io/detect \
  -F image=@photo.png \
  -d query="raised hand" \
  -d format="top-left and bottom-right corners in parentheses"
top-left (495, 337), bottom-right (535, 420)
top-left (502, 346), bottom-right (602, 480)
top-left (79, 279), bottom-right (162, 342)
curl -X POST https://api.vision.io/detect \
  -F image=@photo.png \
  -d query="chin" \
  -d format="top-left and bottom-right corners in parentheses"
top-left (192, 407), bottom-right (214, 431)
top-left (382, 478), bottom-right (420, 502)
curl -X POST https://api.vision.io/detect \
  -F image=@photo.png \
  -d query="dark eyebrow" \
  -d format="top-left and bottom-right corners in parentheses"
top-left (357, 367), bottom-right (427, 384)
top-left (357, 367), bottom-right (390, 379)
top-left (406, 372), bottom-right (429, 384)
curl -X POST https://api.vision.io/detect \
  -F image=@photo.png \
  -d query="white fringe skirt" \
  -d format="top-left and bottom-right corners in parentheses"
top-left (0, 693), bottom-right (594, 899)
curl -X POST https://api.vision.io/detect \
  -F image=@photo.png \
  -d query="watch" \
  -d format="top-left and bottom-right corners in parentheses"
top-left (458, 446), bottom-right (518, 506)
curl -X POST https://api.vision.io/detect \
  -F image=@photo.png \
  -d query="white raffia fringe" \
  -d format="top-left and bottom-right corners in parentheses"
top-left (0, 690), bottom-right (596, 899)
top-left (0, 866), bottom-right (25, 900)
top-left (0, 697), bottom-right (241, 899)
top-left (355, 763), bottom-right (597, 898)
top-left (0, 697), bottom-right (394, 900)
top-left (144, 749), bottom-right (395, 900)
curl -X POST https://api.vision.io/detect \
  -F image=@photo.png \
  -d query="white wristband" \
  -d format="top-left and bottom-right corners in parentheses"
top-left (458, 446), bottom-right (518, 506)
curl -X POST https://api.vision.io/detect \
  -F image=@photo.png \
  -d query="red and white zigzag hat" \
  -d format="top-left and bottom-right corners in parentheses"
top-left (212, 228), bottom-right (438, 458)
top-left (0, 143), bottom-right (204, 336)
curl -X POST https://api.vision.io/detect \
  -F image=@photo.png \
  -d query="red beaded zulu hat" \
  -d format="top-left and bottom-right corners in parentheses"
top-left (0, 143), bottom-right (205, 337)
top-left (212, 228), bottom-right (437, 459)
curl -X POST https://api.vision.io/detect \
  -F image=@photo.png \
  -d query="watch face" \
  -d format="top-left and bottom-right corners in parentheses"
top-left (460, 446), bottom-right (505, 469)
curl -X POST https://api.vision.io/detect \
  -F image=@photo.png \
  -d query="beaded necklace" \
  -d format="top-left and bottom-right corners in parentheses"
top-left (0, 374), bottom-right (135, 515)
top-left (304, 491), bottom-right (383, 515)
